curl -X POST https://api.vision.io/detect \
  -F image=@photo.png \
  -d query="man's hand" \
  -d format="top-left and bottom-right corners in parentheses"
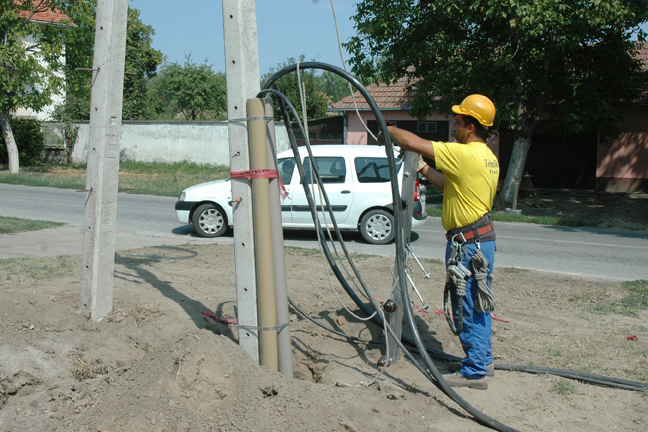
top-left (416, 155), bottom-right (428, 173)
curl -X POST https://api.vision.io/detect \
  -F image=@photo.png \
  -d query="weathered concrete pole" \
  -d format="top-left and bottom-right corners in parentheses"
top-left (79, 0), bottom-right (129, 322)
top-left (222, 0), bottom-right (261, 361)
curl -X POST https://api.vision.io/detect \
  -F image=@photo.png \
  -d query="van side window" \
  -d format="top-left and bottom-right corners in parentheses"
top-left (301, 157), bottom-right (346, 184)
top-left (277, 158), bottom-right (296, 184)
top-left (355, 157), bottom-right (395, 183)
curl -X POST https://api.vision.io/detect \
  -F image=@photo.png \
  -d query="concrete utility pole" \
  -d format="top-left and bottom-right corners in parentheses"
top-left (79, 0), bottom-right (129, 322)
top-left (222, 0), bottom-right (261, 361)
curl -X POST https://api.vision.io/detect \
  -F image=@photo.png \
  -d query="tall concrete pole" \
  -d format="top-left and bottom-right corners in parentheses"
top-left (222, 0), bottom-right (261, 361)
top-left (79, 0), bottom-right (129, 322)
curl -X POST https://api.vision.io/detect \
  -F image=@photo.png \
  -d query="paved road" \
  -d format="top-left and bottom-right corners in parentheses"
top-left (1, 183), bottom-right (647, 281)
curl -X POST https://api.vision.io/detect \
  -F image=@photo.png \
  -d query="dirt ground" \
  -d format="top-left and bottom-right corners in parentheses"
top-left (512, 188), bottom-right (648, 231)
top-left (1, 190), bottom-right (647, 432)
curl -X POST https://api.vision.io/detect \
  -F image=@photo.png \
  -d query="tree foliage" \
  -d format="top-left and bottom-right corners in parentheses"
top-left (122, 7), bottom-right (164, 119)
top-left (262, 56), bottom-right (330, 122)
top-left (149, 55), bottom-right (226, 121)
top-left (1, 0), bottom-right (69, 172)
top-left (52, 2), bottom-right (163, 122)
top-left (346, 0), bottom-right (648, 202)
top-left (0, 117), bottom-right (44, 166)
top-left (318, 70), bottom-right (354, 104)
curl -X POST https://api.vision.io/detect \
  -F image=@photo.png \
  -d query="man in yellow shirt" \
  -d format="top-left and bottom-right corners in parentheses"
top-left (388, 95), bottom-right (499, 390)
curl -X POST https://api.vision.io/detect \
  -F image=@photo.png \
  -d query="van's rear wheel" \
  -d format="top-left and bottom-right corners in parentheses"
top-left (359, 209), bottom-right (394, 245)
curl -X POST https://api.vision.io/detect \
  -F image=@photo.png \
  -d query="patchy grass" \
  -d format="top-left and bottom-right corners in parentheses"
top-left (552, 378), bottom-right (577, 396)
top-left (0, 216), bottom-right (64, 234)
top-left (590, 280), bottom-right (648, 317)
top-left (0, 161), bottom-right (230, 197)
top-left (0, 255), bottom-right (78, 283)
top-left (0, 164), bottom-right (87, 189)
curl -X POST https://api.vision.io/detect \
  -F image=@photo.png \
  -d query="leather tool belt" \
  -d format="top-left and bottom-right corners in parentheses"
top-left (445, 213), bottom-right (496, 243)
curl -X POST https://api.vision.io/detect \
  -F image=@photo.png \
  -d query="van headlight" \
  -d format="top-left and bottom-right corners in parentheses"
top-left (178, 192), bottom-right (186, 202)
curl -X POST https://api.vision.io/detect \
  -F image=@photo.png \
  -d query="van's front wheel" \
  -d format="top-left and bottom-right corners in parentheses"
top-left (192, 203), bottom-right (228, 238)
top-left (359, 209), bottom-right (394, 245)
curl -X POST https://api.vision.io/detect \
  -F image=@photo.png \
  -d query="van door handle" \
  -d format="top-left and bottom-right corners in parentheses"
top-left (341, 190), bottom-right (351, 194)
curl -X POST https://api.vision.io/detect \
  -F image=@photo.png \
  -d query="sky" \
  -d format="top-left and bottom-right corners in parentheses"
top-left (129, 0), bottom-right (358, 75)
top-left (129, 0), bottom-right (648, 76)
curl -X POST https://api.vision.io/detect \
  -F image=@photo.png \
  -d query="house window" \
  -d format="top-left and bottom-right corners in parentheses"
top-left (418, 122), bottom-right (437, 133)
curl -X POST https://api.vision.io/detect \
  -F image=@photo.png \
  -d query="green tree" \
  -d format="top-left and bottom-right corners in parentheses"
top-left (152, 55), bottom-right (226, 121)
top-left (145, 72), bottom-right (180, 120)
top-left (51, 0), bottom-right (94, 124)
top-left (122, 7), bottom-right (164, 119)
top-left (53, 2), bottom-right (163, 123)
top-left (262, 56), bottom-right (330, 122)
top-left (1, 0), bottom-right (68, 173)
top-left (346, 0), bottom-right (648, 203)
top-left (319, 70), bottom-right (353, 104)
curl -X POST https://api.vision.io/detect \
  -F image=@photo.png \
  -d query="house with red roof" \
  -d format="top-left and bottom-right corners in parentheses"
top-left (12, 1), bottom-right (73, 121)
top-left (329, 45), bottom-right (648, 193)
top-left (330, 76), bottom-right (453, 146)
top-left (16, 1), bottom-right (71, 25)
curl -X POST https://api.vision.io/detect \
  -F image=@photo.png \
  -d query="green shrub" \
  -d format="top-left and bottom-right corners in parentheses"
top-left (0, 118), bottom-right (45, 166)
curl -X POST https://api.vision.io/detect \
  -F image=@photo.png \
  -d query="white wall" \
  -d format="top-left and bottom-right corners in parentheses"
top-left (71, 121), bottom-right (290, 166)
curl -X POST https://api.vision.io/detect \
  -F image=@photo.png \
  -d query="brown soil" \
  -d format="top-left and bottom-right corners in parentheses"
top-left (1, 238), bottom-right (647, 432)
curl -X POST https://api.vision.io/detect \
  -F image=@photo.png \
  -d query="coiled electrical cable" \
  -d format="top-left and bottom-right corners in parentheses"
top-left (260, 64), bottom-right (522, 432)
top-left (258, 61), bottom-right (648, 431)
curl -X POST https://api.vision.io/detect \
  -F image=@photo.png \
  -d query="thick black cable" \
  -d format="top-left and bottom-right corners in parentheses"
top-left (287, 296), bottom-right (382, 345)
top-left (263, 63), bottom-right (648, 392)
top-left (259, 69), bottom-right (523, 432)
top-left (259, 85), bottom-right (379, 307)
top-left (259, 63), bottom-right (647, 430)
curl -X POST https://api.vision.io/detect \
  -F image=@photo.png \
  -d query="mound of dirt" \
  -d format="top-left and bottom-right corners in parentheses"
top-left (1, 245), bottom-right (646, 432)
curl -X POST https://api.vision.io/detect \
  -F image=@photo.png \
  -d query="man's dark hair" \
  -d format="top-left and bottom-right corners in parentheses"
top-left (464, 115), bottom-right (489, 140)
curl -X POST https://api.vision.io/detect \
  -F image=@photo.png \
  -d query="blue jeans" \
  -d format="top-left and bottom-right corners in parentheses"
top-left (445, 240), bottom-right (496, 379)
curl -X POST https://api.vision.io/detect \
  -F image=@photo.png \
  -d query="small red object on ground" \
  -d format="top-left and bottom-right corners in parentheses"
top-left (625, 334), bottom-right (639, 341)
top-left (201, 310), bottom-right (238, 325)
top-left (491, 313), bottom-right (512, 323)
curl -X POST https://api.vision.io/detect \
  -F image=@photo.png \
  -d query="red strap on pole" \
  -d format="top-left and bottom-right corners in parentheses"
top-left (230, 169), bottom-right (289, 200)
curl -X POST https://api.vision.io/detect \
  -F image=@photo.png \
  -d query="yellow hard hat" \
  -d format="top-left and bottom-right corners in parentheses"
top-left (452, 94), bottom-right (496, 127)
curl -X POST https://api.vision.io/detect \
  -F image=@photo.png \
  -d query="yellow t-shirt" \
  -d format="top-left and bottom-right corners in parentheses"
top-left (432, 141), bottom-right (499, 231)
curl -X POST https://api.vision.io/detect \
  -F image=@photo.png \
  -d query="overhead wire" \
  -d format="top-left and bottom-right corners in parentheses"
top-left (328, 0), bottom-right (379, 142)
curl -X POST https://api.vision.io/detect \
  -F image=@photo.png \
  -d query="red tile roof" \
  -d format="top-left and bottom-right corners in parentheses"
top-left (331, 76), bottom-right (416, 111)
top-left (15, 1), bottom-right (72, 25)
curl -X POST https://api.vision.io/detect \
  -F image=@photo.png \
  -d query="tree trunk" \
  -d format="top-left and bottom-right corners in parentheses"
top-left (0, 111), bottom-right (20, 174)
top-left (501, 135), bottom-right (531, 205)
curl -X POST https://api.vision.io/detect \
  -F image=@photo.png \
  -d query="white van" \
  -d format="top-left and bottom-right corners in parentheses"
top-left (175, 145), bottom-right (427, 244)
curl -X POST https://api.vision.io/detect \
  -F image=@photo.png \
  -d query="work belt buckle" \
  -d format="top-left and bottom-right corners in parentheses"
top-left (451, 231), bottom-right (467, 246)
